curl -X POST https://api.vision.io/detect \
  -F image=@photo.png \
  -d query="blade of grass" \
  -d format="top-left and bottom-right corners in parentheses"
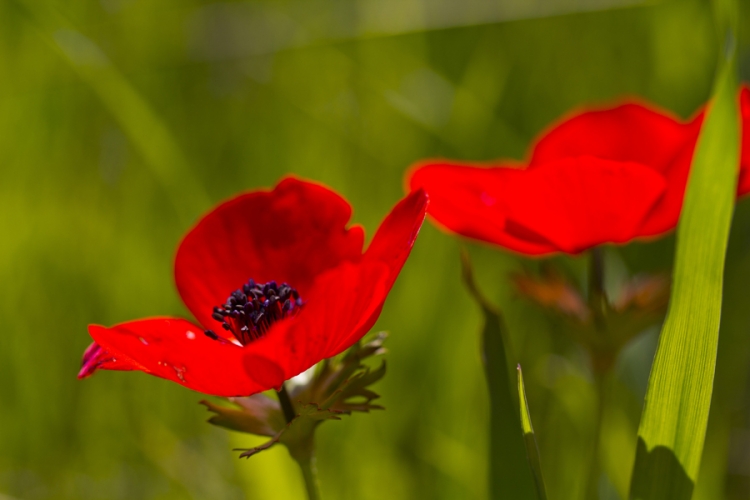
top-left (460, 249), bottom-right (539, 500)
top-left (517, 365), bottom-right (548, 500)
top-left (14, 0), bottom-right (210, 226)
top-left (629, 2), bottom-right (740, 498)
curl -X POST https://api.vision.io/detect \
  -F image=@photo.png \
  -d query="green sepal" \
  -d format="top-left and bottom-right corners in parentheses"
top-left (200, 394), bottom-right (286, 437)
top-left (236, 403), bottom-right (346, 459)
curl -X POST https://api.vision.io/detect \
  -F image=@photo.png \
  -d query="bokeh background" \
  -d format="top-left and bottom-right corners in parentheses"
top-left (2, 0), bottom-right (750, 498)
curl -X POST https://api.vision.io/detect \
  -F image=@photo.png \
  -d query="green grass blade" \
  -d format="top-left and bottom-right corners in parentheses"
top-left (460, 250), bottom-right (539, 500)
top-left (14, 0), bottom-right (210, 225)
top-left (517, 365), bottom-right (548, 500)
top-left (629, 9), bottom-right (740, 500)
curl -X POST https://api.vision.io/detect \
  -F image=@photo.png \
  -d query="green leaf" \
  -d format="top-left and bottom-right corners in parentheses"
top-left (460, 250), bottom-right (539, 500)
top-left (629, 5), bottom-right (740, 499)
top-left (517, 365), bottom-right (548, 500)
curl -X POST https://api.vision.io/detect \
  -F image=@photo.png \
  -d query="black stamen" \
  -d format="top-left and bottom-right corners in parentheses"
top-left (208, 279), bottom-right (304, 345)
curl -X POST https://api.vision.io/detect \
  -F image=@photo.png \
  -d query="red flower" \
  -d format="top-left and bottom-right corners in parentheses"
top-left (79, 178), bottom-right (428, 397)
top-left (408, 86), bottom-right (750, 255)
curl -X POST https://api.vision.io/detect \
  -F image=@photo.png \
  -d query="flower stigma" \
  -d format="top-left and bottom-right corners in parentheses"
top-left (205, 279), bottom-right (303, 345)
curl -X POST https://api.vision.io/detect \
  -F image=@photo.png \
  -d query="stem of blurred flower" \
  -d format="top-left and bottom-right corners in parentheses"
top-left (277, 383), bottom-right (322, 500)
top-left (588, 247), bottom-right (608, 329)
top-left (585, 248), bottom-right (608, 500)
top-left (585, 373), bottom-right (606, 500)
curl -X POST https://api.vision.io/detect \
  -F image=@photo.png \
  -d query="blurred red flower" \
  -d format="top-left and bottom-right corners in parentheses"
top-left (408, 85), bottom-right (750, 255)
top-left (79, 178), bottom-right (428, 397)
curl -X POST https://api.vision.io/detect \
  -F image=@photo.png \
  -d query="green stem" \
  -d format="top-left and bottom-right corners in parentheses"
top-left (588, 247), bottom-right (608, 329)
top-left (294, 450), bottom-right (322, 500)
top-left (276, 384), bottom-right (321, 500)
top-left (586, 248), bottom-right (609, 500)
top-left (585, 373), bottom-right (607, 500)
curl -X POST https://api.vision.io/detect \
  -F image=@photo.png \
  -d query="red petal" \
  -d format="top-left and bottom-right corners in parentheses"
top-left (738, 85), bottom-right (750, 196)
top-left (175, 177), bottom-right (365, 333)
top-left (530, 102), bottom-right (702, 236)
top-left (503, 157), bottom-right (667, 253)
top-left (88, 318), bottom-right (269, 396)
top-left (78, 342), bottom-right (138, 379)
top-left (408, 162), bottom-right (557, 254)
top-left (530, 102), bottom-right (698, 172)
top-left (238, 261), bottom-right (392, 385)
top-left (365, 188), bottom-right (428, 286)
top-left (328, 188), bottom-right (430, 352)
top-left (242, 190), bottom-right (430, 380)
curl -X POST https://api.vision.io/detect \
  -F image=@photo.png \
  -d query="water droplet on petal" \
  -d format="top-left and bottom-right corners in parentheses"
top-left (172, 365), bottom-right (187, 382)
top-left (139, 337), bottom-right (149, 345)
top-left (186, 330), bottom-right (196, 340)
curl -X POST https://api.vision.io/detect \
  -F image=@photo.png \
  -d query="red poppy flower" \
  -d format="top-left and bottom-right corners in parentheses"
top-left (79, 178), bottom-right (428, 397)
top-left (408, 85), bottom-right (750, 256)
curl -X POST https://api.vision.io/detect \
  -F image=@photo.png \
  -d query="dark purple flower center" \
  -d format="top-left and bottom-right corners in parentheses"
top-left (205, 279), bottom-right (303, 345)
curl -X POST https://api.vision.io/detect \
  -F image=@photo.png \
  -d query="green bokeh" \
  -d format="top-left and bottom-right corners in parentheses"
top-left (1, 0), bottom-right (750, 498)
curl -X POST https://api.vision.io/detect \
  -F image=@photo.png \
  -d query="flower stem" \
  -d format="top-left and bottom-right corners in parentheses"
top-left (277, 383), bottom-right (297, 423)
top-left (588, 247), bottom-right (608, 329)
top-left (277, 384), bottom-right (322, 500)
top-left (586, 248), bottom-right (609, 499)
top-left (585, 372), bottom-right (607, 500)
top-left (294, 449), bottom-right (322, 500)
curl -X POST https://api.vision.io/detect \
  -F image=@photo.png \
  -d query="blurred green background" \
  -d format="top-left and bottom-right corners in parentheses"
top-left (2, 0), bottom-right (750, 498)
